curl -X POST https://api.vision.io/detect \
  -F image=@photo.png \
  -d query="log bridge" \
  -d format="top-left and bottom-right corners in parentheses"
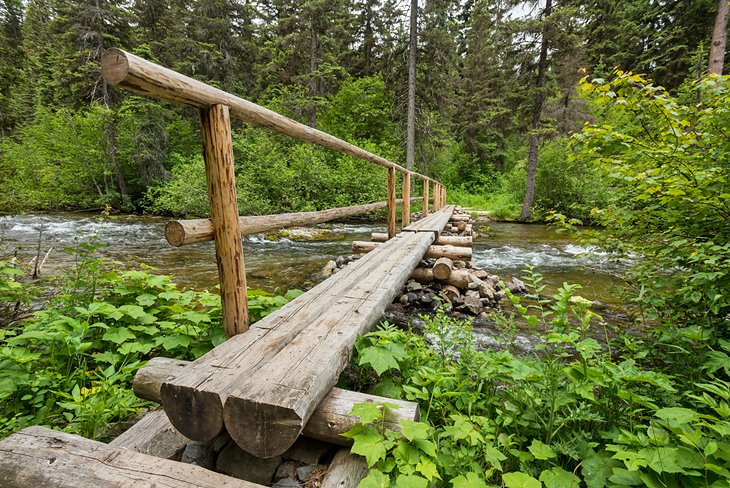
top-left (0, 49), bottom-right (463, 487)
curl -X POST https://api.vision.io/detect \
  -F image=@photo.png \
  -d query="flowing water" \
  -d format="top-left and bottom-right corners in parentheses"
top-left (0, 213), bottom-right (628, 304)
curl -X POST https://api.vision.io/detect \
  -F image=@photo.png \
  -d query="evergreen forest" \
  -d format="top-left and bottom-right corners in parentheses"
top-left (1, 0), bottom-right (729, 487)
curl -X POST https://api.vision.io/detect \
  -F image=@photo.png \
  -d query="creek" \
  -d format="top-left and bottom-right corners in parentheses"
top-left (1, 212), bottom-right (628, 306)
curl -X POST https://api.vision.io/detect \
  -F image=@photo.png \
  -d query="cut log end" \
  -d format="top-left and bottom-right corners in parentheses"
top-left (159, 383), bottom-right (225, 443)
top-left (164, 220), bottom-right (187, 247)
top-left (432, 257), bottom-right (454, 281)
top-left (101, 48), bottom-right (130, 85)
top-left (224, 398), bottom-right (302, 459)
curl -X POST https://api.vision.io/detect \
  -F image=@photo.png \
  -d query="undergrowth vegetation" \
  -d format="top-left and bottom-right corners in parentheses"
top-left (346, 273), bottom-right (730, 487)
top-left (0, 242), bottom-right (300, 440)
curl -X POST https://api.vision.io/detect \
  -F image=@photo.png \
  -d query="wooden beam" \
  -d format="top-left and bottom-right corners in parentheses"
top-left (371, 232), bottom-right (472, 247)
top-left (387, 167), bottom-right (396, 239)
top-left (402, 173), bottom-right (411, 228)
top-left (134, 358), bottom-right (419, 446)
top-left (166, 198), bottom-right (418, 247)
top-left (352, 241), bottom-right (472, 260)
top-left (201, 104), bottom-right (248, 338)
top-left (0, 426), bottom-right (264, 488)
top-left (320, 450), bottom-right (368, 488)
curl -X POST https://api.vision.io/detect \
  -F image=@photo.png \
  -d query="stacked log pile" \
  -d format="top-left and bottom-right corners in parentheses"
top-left (339, 208), bottom-right (526, 322)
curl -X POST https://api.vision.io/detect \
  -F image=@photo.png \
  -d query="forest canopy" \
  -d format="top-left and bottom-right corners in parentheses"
top-left (0, 0), bottom-right (726, 219)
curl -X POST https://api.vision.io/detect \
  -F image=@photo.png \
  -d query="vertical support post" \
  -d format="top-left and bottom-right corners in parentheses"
top-left (442, 186), bottom-right (447, 207)
top-left (387, 167), bottom-right (397, 239)
top-left (200, 104), bottom-right (248, 338)
top-left (402, 172), bottom-right (411, 227)
top-left (423, 179), bottom-right (429, 216)
top-left (434, 184), bottom-right (440, 211)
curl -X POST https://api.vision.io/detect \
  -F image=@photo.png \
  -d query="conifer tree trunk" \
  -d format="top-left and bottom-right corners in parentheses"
top-left (308, 13), bottom-right (318, 128)
top-left (709, 0), bottom-right (729, 75)
top-left (520, 0), bottom-right (552, 221)
top-left (406, 0), bottom-right (417, 171)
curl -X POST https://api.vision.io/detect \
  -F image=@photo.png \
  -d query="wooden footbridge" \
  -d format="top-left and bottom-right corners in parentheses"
top-left (0, 50), bottom-right (472, 487)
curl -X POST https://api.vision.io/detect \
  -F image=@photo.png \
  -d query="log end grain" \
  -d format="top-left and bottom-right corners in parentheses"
top-left (101, 48), bottom-right (130, 85)
top-left (160, 382), bottom-right (225, 443)
top-left (224, 397), bottom-right (302, 459)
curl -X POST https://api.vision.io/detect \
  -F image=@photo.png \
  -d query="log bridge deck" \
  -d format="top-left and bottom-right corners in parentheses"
top-left (0, 48), bottom-right (457, 487)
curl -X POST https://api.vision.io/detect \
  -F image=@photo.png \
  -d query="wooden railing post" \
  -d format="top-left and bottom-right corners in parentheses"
top-left (434, 184), bottom-right (440, 211)
top-left (442, 186), bottom-right (447, 207)
top-left (387, 167), bottom-right (396, 239)
top-left (423, 179), bottom-right (429, 217)
top-left (402, 172), bottom-right (411, 227)
top-left (200, 104), bottom-right (248, 338)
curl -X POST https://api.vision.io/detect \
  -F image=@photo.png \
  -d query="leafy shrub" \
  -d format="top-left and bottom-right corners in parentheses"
top-left (0, 244), bottom-right (300, 440)
top-left (345, 269), bottom-right (730, 487)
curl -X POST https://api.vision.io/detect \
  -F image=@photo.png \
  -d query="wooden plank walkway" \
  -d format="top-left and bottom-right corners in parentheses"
top-left (161, 206), bottom-right (454, 458)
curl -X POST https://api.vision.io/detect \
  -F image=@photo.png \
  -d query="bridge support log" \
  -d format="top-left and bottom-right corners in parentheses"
top-left (352, 241), bottom-right (472, 261)
top-left (371, 232), bottom-right (471, 247)
top-left (135, 358), bottom-right (419, 446)
top-left (432, 257), bottom-right (454, 281)
top-left (320, 449), bottom-right (369, 488)
top-left (0, 426), bottom-right (263, 488)
top-left (410, 267), bottom-right (470, 288)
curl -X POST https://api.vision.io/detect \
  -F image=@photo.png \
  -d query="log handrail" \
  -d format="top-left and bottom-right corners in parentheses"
top-left (101, 48), bottom-right (438, 184)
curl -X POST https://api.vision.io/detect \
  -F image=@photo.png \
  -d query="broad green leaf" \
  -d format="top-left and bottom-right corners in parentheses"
top-left (399, 420), bottom-right (430, 441)
top-left (358, 469), bottom-right (390, 488)
top-left (351, 401), bottom-right (399, 424)
top-left (528, 439), bottom-right (556, 460)
top-left (155, 335), bottom-right (192, 351)
top-left (581, 453), bottom-right (620, 488)
top-left (415, 459), bottom-right (440, 481)
top-left (539, 467), bottom-right (580, 488)
top-left (102, 327), bottom-right (136, 344)
top-left (350, 426), bottom-right (387, 467)
top-left (359, 345), bottom-right (401, 376)
top-left (502, 472), bottom-right (541, 488)
top-left (394, 474), bottom-right (428, 488)
top-left (654, 407), bottom-right (699, 424)
top-left (451, 472), bottom-right (488, 488)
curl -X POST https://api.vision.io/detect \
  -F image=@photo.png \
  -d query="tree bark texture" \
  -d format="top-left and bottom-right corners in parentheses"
top-left (709, 0), bottom-right (729, 75)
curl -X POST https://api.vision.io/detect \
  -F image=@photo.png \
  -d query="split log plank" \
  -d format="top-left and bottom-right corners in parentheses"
top-left (403, 205), bottom-right (454, 234)
top-left (432, 257), bottom-right (454, 281)
top-left (222, 230), bottom-right (439, 458)
top-left (0, 426), bottom-right (263, 488)
top-left (352, 240), bottom-right (471, 261)
top-left (135, 358), bottom-right (419, 446)
top-left (160, 208), bottom-right (453, 451)
top-left (166, 198), bottom-right (419, 247)
top-left (320, 450), bottom-right (369, 488)
top-left (371, 232), bottom-right (472, 247)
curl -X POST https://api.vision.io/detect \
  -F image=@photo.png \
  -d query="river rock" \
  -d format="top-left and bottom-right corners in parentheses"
top-left (472, 269), bottom-right (488, 280)
top-left (272, 478), bottom-right (300, 488)
top-left (399, 294), bottom-right (409, 305)
top-left (453, 260), bottom-right (467, 269)
top-left (217, 441), bottom-right (281, 484)
top-left (180, 441), bottom-right (215, 470)
top-left (406, 281), bottom-right (423, 292)
top-left (421, 292), bottom-right (434, 304)
top-left (462, 294), bottom-right (482, 315)
top-left (321, 260), bottom-right (337, 278)
top-left (275, 461), bottom-right (299, 481)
